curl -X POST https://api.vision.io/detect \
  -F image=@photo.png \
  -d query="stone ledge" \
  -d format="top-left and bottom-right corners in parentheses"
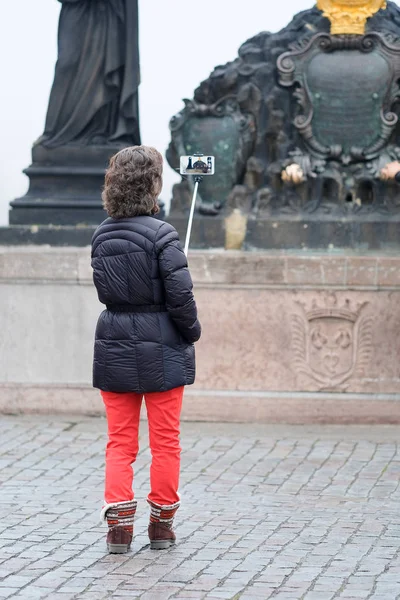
top-left (0, 225), bottom-right (96, 247)
top-left (2, 246), bottom-right (400, 289)
top-left (1, 384), bottom-right (400, 424)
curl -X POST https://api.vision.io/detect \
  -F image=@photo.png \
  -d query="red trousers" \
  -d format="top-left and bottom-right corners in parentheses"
top-left (101, 387), bottom-right (184, 506)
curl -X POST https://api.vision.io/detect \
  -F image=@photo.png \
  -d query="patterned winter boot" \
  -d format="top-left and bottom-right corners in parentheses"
top-left (101, 500), bottom-right (137, 554)
top-left (147, 500), bottom-right (180, 550)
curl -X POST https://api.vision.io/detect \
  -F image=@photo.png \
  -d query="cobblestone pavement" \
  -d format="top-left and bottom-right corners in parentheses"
top-left (0, 416), bottom-right (400, 600)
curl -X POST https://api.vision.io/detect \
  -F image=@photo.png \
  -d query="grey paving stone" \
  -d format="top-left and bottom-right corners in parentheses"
top-left (1, 417), bottom-right (400, 599)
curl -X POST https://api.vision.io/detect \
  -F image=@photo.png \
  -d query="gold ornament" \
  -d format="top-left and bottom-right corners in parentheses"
top-left (317, 0), bottom-right (387, 35)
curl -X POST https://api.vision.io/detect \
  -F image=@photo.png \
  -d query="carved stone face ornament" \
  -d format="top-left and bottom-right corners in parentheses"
top-left (317, 0), bottom-right (387, 34)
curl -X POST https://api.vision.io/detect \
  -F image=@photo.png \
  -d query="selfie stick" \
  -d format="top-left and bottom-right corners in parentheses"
top-left (184, 175), bottom-right (202, 256)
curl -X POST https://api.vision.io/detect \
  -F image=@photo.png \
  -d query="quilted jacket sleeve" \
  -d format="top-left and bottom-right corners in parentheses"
top-left (155, 223), bottom-right (201, 343)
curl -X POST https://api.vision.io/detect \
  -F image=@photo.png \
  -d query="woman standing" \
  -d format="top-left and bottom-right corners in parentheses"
top-left (92, 146), bottom-right (201, 553)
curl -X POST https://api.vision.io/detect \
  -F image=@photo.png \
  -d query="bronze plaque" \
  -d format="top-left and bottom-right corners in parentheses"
top-left (307, 50), bottom-right (390, 152)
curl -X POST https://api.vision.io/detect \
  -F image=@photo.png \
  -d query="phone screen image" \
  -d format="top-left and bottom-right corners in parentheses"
top-left (180, 155), bottom-right (215, 175)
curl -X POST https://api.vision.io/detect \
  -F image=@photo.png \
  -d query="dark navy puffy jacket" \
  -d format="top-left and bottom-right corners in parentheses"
top-left (91, 216), bottom-right (201, 393)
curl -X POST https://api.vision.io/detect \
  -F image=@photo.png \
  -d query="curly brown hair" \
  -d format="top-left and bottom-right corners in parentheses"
top-left (102, 146), bottom-right (163, 218)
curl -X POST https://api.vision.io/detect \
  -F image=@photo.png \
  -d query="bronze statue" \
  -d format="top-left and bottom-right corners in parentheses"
top-left (9, 0), bottom-right (143, 228)
top-left (167, 0), bottom-right (400, 236)
top-left (38, 0), bottom-right (141, 148)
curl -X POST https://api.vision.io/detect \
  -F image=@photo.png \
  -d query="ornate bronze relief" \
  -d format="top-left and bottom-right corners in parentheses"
top-left (277, 33), bottom-right (400, 164)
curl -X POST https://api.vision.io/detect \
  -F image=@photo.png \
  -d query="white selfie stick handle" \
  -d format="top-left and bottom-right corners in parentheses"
top-left (184, 180), bottom-right (199, 256)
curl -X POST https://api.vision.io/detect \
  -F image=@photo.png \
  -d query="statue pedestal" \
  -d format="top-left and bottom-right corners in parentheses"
top-left (245, 213), bottom-right (400, 251)
top-left (2, 142), bottom-right (165, 245)
top-left (0, 225), bottom-right (97, 246)
top-left (168, 212), bottom-right (400, 251)
top-left (2, 211), bottom-right (399, 250)
top-left (1, 246), bottom-right (399, 423)
top-left (8, 144), bottom-right (120, 226)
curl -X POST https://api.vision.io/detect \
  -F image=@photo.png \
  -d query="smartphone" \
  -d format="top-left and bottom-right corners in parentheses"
top-left (180, 155), bottom-right (215, 175)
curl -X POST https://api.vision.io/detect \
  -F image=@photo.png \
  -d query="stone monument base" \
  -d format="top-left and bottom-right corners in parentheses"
top-left (2, 212), bottom-right (399, 250)
top-left (9, 144), bottom-right (116, 226)
top-left (1, 384), bottom-right (399, 424)
top-left (0, 225), bottom-right (97, 246)
top-left (168, 213), bottom-right (400, 251)
top-left (0, 246), bottom-right (399, 423)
